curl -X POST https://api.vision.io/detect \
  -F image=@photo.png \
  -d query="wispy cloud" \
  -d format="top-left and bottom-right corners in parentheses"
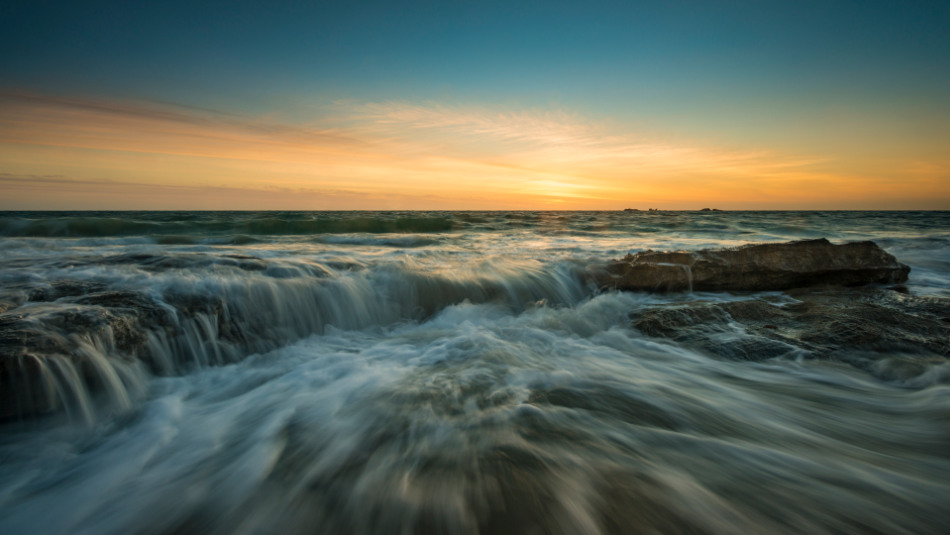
top-left (1, 91), bottom-right (946, 209)
top-left (0, 171), bottom-right (492, 210)
top-left (357, 101), bottom-right (596, 147)
top-left (354, 100), bottom-right (821, 177)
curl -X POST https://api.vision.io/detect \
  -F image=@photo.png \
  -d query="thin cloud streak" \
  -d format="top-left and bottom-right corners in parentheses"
top-left (0, 172), bottom-right (514, 210)
top-left (1, 91), bottom-right (947, 209)
top-left (354, 101), bottom-right (833, 183)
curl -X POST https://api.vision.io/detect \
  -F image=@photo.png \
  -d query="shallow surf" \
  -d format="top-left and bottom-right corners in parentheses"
top-left (1, 210), bottom-right (948, 534)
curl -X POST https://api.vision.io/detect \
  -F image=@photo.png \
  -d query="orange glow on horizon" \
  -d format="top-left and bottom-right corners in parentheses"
top-left (0, 91), bottom-right (947, 210)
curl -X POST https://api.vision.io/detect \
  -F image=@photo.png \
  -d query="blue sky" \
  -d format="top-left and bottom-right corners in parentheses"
top-left (1, 0), bottom-right (948, 209)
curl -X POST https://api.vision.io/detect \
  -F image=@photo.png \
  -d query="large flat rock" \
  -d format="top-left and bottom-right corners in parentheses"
top-left (602, 239), bottom-right (910, 292)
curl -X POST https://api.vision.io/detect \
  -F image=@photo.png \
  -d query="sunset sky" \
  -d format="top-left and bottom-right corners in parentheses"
top-left (1, 1), bottom-right (948, 210)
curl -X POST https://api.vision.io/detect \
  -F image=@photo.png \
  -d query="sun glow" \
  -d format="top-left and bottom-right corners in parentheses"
top-left (1, 92), bottom-right (947, 210)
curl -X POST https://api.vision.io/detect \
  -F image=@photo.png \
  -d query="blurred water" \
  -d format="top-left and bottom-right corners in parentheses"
top-left (0, 211), bottom-right (948, 534)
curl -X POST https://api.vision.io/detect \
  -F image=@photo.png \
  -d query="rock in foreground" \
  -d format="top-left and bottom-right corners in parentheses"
top-left (602, 238), bottom-right (910, 292)
top-left (629, 288), bottom-right (950, 382)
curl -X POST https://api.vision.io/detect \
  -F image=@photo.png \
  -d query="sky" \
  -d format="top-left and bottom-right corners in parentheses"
top-left (1, 0), bottom-right (948, 210)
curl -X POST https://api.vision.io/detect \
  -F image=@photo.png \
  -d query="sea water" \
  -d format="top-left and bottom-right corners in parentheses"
top-left (0, 211), bottom-right (948, 534)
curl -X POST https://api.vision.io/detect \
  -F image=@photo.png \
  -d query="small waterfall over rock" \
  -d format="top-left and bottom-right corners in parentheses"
top-left (1, 256), bottom-right (591, 423)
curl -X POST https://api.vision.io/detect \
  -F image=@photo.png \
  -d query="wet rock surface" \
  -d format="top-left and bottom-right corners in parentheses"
top-left (0, 272), bottom-right (338, 421)
top-left (0, 284), bottom-right (235, 420)
top-left (631, 288), bottom-right (950, 381)
top-left (603, 239), bottom-right (910, 292)
top-left (0, 238), bottom-right (938, 422)
top-left (0, 291), bottom-right (175, 420)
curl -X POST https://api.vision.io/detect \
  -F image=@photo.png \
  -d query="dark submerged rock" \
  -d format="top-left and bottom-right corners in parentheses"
top-left (632, 301), bottom-right (803, 361)
top-left (27, 280), bottom-right (109, 302)
top-left (0, 293), bottom-right (173, 420)
top-left (630, 289), bottom-right (950, 380)
top-left (0, 280), bottom-right (109, 313)
top-left (0, 283), bottom-right (278, 421)
top-left (602, 239), bottom-right (910, 292)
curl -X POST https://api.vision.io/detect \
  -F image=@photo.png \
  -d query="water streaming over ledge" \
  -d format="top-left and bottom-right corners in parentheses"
top-left (1, 211), bottom-right (949, 534)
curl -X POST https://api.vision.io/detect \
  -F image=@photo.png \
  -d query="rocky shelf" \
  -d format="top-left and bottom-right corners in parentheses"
top-left (0, 239), bottom-right (926, 422)
top-left (598, 238), bottom-right (910, 292)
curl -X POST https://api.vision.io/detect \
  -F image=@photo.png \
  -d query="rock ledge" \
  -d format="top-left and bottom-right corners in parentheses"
top-left (602, 239), bottom-right (910, 292)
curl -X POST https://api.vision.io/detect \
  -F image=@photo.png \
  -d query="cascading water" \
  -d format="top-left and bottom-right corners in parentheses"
top-left (1, 210), bottom-right (949, 535)
top-left (1, 251), bottom-right (592, 423)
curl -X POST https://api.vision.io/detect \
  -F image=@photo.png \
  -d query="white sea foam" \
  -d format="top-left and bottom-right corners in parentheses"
top-left (2, 294), bottom-right (949, 534)
top-left (1, 211), bottom-right (949, 534)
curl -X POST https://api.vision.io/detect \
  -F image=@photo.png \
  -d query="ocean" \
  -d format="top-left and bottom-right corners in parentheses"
top-left (1, 210), bottom-right (948, 534)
